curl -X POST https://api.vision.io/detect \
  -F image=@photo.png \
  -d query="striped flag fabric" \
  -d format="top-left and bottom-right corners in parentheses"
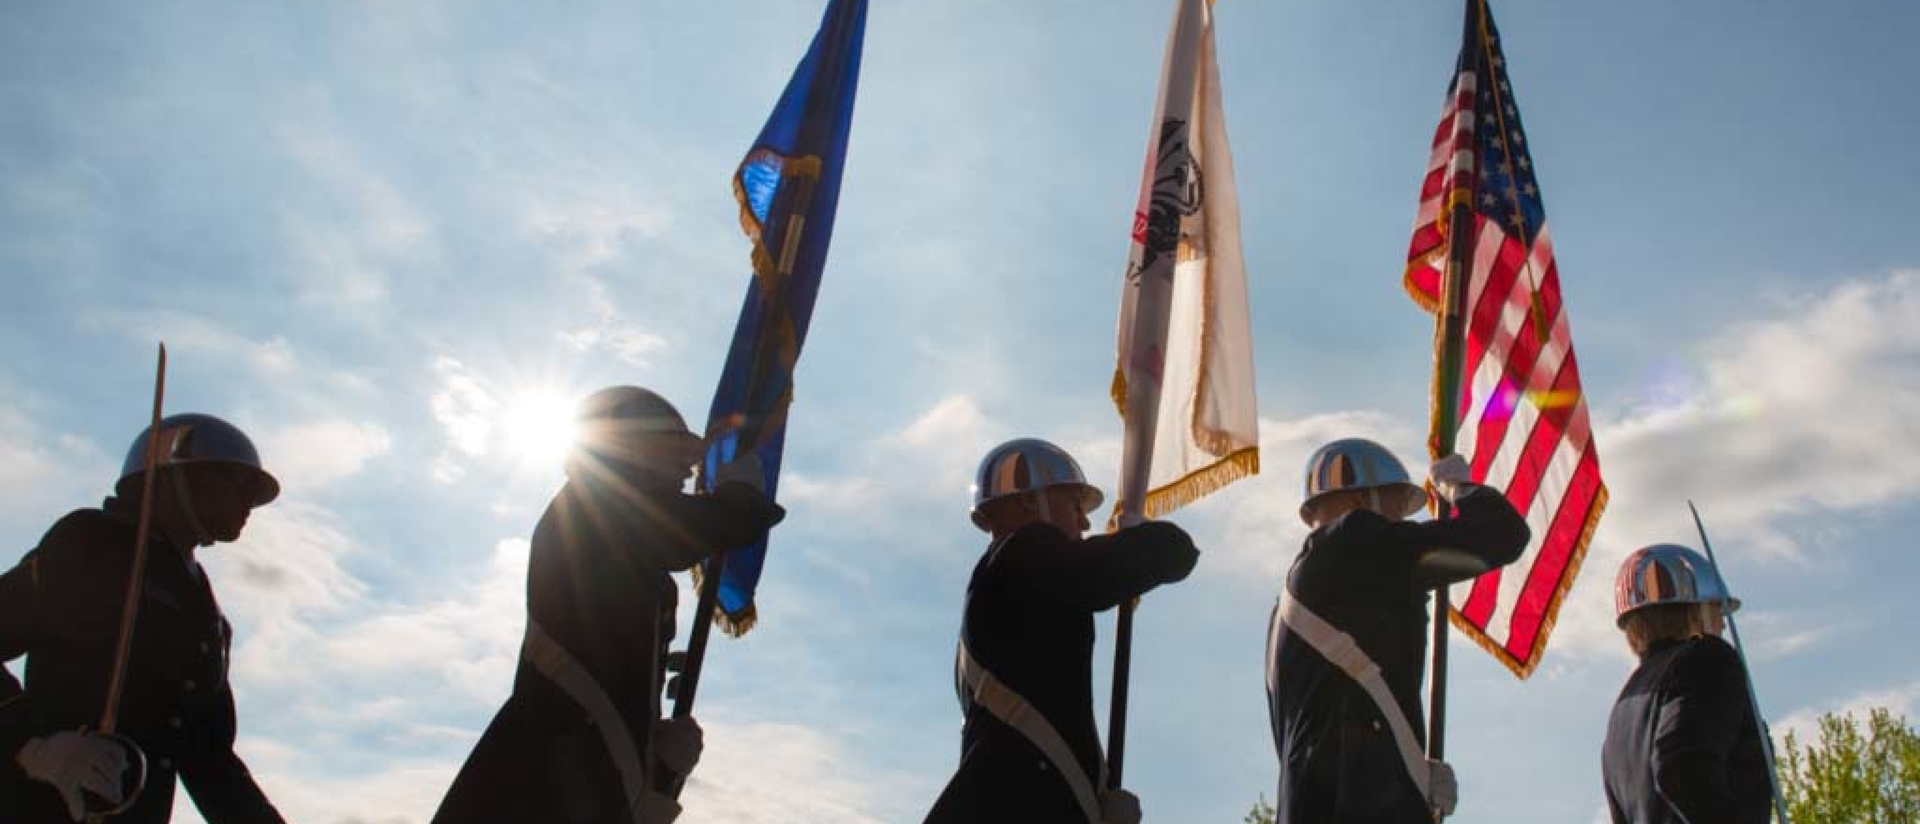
top-left (1404, 0), bottom-right (1607, 678)
top-left (1111, 0), bottom-right (1259, 526)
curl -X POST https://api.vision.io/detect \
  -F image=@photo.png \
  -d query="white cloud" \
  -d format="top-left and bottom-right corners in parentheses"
top-left (522, 193), bottom-right (673, 272)
top-left (0, 403), bottom-right (114, 530)
top-left (258, 420), bottom-right (393, 489)
top-left (785, 395), bottom-right (994, 522)
top-left (779, 471), bottom-right (885, 512)
top-left (559, 274), bottom-right (671, 366)
top-left (87, 309), bottom-right (302, 377)
top-left (1207, 410), bottom-right (1424, 582)
top-left (1549, 270), bottom-right (1920, 663)
top-left (880, 394), bottom-right (995, 500)
top-left (316, 538), bottom-right (528, 706)
top-left (173, 736), bottom-right (454, 824)
top-left (207, 501), bottom-right (373, 695)
top-left (428, 356), bottom-right (502, 482)
top-left (1607, 270), bottom-right (1920, 554)
top-left (1774, 680), bottom-right (1920, 750)
top-left (173, 714), bottom-right (912, 824)
top-left (679, 715), bottom-right (920, 824)
top-left (891, 394), bottom-right (989, 451)
top-left (1737, 608), bottom-right (1843, 663)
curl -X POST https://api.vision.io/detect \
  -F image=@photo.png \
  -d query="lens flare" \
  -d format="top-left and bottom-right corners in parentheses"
top-left (500, 392), bottom-right (580, 468)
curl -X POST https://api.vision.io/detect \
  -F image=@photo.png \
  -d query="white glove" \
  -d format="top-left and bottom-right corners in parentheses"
top-left (1100, 787), bottom-right (1142, 824)
top-left (16, 731), bottom-right (131, 822)
top-left (651, 717), bottom-right (704, 779)
top-left (714, 452), bottom-right (766, 494)
top-left (1428, 454), bottom-right (1476, 504)
top-left (1428, 758), bottom-right (1458, 819)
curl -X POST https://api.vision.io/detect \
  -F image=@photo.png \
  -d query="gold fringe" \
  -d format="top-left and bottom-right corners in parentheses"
top-left (1110, 368), bottom-right (1128, 418)
top-left (1448, 480), bottom-right (1610, 679)
top-left (688, 562), bottom-right (761, 639)
top-left (716, 604), bottom-right (758, 638)
top-left (1422, 305), bottom-right (1450, 468)
top-left (1404, 261), bottom-right (1444, 315)
top-left (731, 150), bottom-right (824, 284)
top-left (1138, 447), bottom-right (1260, 519)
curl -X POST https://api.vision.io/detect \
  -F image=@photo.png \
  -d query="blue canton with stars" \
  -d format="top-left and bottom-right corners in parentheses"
top-left (1458, 2), bottom-right (1546, 245)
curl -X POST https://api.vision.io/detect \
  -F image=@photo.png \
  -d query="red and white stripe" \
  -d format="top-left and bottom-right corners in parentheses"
top-left (1404, 66), bottom-right (1609, 679)
top-left (1447, 219), bottom-right (1607, 674)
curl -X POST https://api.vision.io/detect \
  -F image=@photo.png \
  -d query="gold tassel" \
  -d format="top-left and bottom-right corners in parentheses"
top-left (1140, 448), bottom-right (1260, 519)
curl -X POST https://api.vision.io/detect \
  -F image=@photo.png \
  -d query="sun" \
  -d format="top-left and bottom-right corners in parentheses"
top-left (499, 391), bottom-right (580, 468)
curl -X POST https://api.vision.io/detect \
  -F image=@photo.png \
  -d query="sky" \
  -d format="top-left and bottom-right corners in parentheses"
top-left (3, 1), bottom-right (1919, 822)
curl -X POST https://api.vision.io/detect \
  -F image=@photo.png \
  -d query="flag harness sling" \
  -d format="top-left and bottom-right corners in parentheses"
top-left (521, 620), bottom-right (659, 824)
top-left (954, 534), bottom-right (1108, 824)
top-left (1270, 587), bottom-right (1434, 802)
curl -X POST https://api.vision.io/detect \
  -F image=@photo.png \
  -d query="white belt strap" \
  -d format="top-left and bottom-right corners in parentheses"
top-left (955, 641), bottom-right (1105, 824)
top-left (523, 621), bottom-right (650, 824)
top-left (1275, 589), bottom-right (1432, 800)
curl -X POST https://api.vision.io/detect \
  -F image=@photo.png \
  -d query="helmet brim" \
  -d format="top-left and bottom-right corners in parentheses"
top-left (969, 482), bottom-right (1105, 531)
top-left (1298, 482), bottom-right (1428, 525)
top-left (248, 467), bottom-right (281, 506)
top-left (116, 461), bottom-right (282, 508)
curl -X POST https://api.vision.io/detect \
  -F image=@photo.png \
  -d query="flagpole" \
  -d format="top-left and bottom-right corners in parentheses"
top-left (673, 182), bottom-right (813, 717)
top-left (1107, 0), bottom-right (1206, 789)
top-left (666, 176), bottom-right (818, 800)
top-left (1427, 197), bottom-right (1475, 768)
top-left (1423, 0), bottom-right (1490, 775)
top-left (1687, 501), bottom-right (1792, 824)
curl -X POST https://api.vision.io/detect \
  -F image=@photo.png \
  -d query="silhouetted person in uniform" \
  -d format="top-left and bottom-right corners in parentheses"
top-left (1266, 439), bottom-right (1529, 823)
top-left (1, 413), bottom-right (287, 823)
top-left (924, 438), bottom-right (1199, 824)
top-left (1602, 543), bottom-right (1771, 824)
top-left (434, 386), bottom-right (783, 824)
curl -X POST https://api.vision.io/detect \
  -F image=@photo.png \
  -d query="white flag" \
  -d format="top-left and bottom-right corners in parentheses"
top-left (1112, 0), bottom-right (1258, 523)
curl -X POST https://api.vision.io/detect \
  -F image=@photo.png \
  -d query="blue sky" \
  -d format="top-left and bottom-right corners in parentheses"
top-left (4, 1), bottom-right (1918, 822)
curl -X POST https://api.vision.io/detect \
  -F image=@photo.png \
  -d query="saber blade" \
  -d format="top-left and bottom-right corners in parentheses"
top-left (1688, 500), bottom-right (1791, 824)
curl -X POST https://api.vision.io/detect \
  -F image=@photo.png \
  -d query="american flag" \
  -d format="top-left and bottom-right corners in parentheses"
top-left (1405, 0), bottom-right (1607, 678)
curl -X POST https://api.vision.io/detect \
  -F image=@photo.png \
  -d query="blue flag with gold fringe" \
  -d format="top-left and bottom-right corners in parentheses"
top-left (699, 0), bottom-right (866, 636)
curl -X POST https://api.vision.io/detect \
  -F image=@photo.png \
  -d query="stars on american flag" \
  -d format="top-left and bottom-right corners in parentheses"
top-left (1467, 28), bottom-right (1546, 244)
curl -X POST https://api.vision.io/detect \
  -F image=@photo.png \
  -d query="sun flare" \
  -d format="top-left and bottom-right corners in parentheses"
top-left (500, 391), bottom-right (580, 468)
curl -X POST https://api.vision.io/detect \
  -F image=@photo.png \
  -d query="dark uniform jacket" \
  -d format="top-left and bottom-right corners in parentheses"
top-left (432, 477), bottom-right (783, 824)
top-left (0, 499), bottom-right (285, 824)
top-left (923, 520), bottom-right (1199, 824)
top-left (1602, 635), bottom-right (1771, 824)
top-left (1265, 487), bottom-right (1528, 824)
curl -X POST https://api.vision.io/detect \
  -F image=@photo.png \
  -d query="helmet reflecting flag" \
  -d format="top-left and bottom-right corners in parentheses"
top-left (1614, 543), bottom-right (1741, 626)
top-left (970, 438), bottom-right (1104, 530)
top-left (1299, 438), bottom-right (1426, 523)
top-left (117, 413), bottom-right (279, 506)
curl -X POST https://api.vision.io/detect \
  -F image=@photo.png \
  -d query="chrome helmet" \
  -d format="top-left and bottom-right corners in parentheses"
top-left (1299, 437), bottom-right (1426, 523)
top-left (574, 385), bottom-right (704, 469)
top-left (1614, 543), bottom-right (1741, 626)
top-left (969, 438), bottom-right (1104, 531)
top-left (117, 413), bottom-right (279, 506)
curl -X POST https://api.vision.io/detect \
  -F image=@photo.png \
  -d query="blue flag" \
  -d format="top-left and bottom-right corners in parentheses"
top-left (699, 0), bottom-right (866, 636)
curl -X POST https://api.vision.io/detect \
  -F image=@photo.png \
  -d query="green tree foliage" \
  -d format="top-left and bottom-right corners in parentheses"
top-left (1243, 794), bottom-right (1275, 824)
top-left (1779, 707), bottom-right (1920, 824)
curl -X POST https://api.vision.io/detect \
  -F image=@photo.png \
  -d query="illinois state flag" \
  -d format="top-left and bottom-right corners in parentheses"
top-left (1405, 0), bottom-right (1607, 677)
top-left (700, 0), bottom-right (866, 635)
top-left (1112, 0), bottom-right (1259, 522)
